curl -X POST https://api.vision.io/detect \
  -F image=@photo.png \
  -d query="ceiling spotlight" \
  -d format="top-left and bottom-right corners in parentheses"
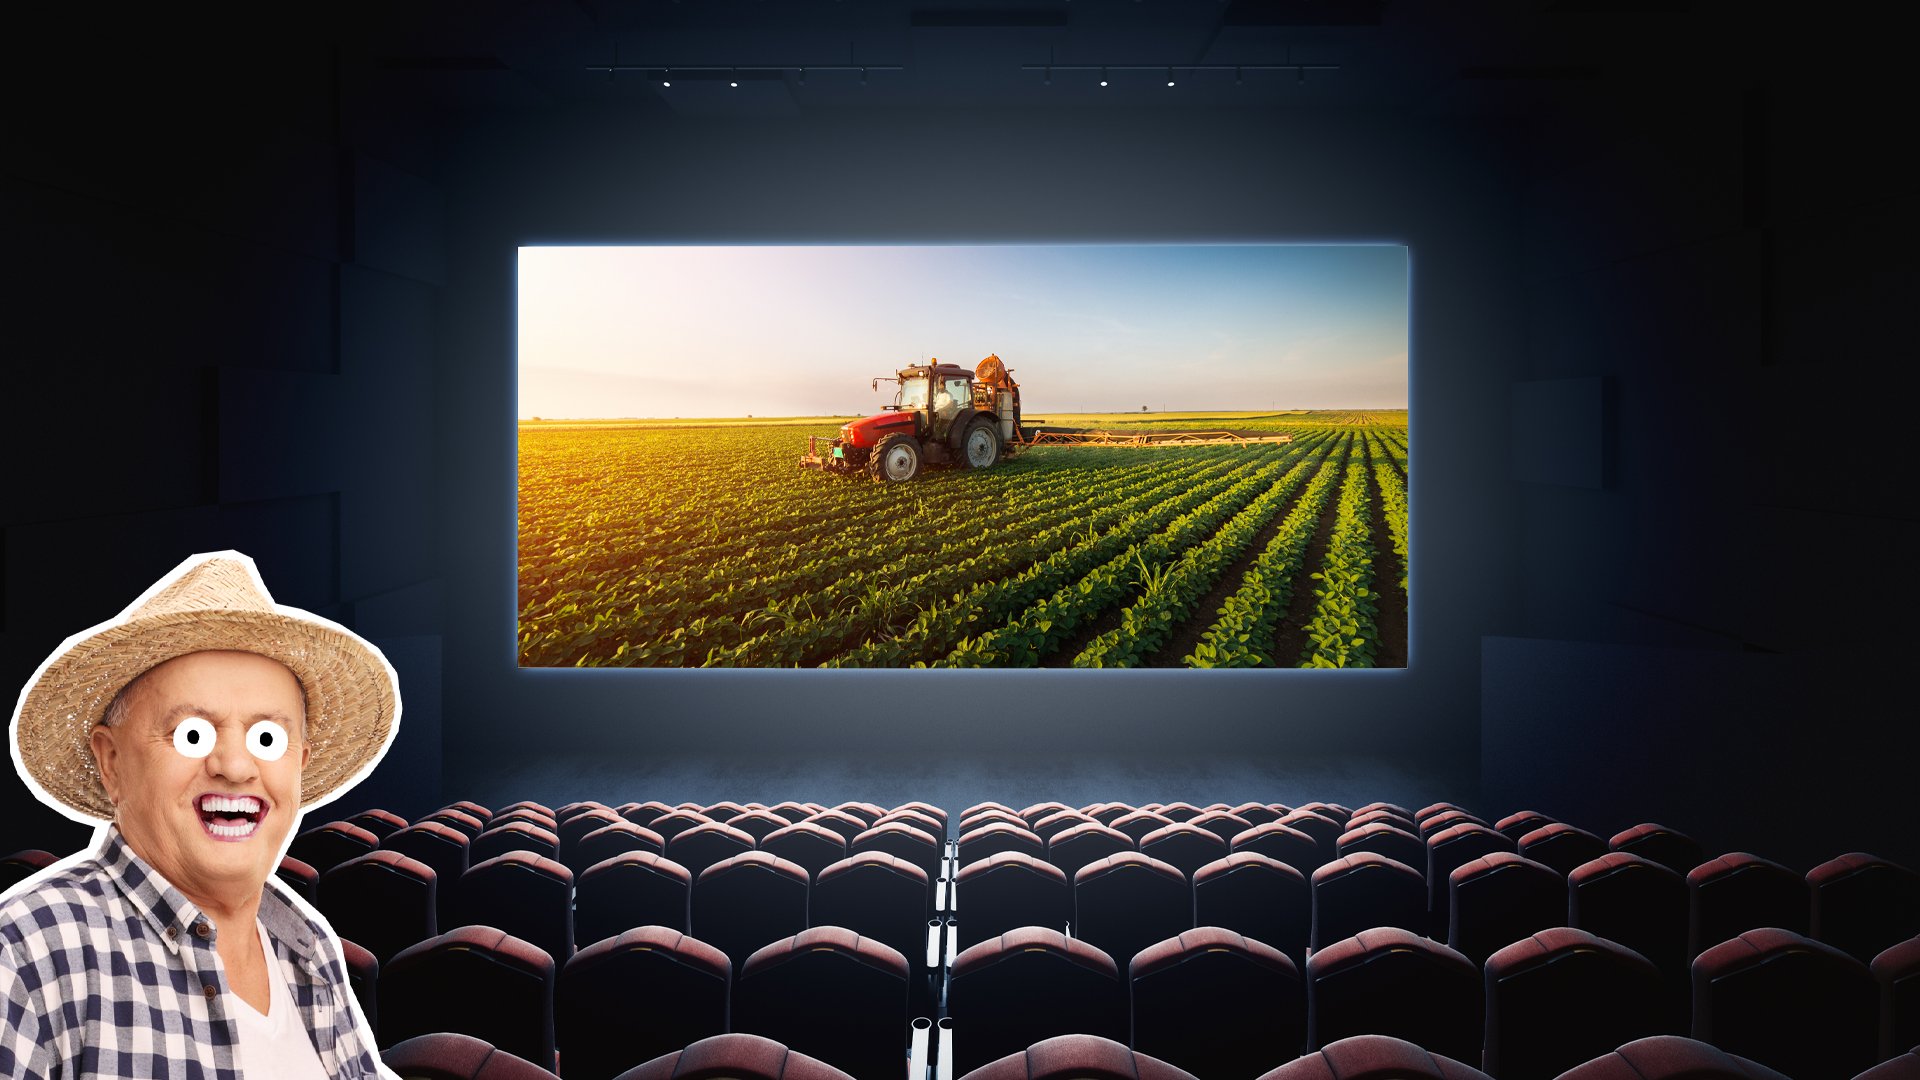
top-left (859, 67), bottom-right (868, 87)
top-left (730, 68), bottom-right (738, 88)
top-left (1099, 66), bottom-right (1108, 87)
top-left (660, 69), bottom-right (671, 88)
top-left (1166, 67), bottom-right (1175, 88)
top-left (798, 67), bottom-right (806, 85)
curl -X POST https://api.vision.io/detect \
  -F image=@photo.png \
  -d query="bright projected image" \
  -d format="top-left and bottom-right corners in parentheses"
top-left (518, 244), bottom-right (1408, 668)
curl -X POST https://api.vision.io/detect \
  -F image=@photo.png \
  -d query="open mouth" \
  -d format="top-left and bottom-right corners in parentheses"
top-left (198, 793), bottom-right (265, 841)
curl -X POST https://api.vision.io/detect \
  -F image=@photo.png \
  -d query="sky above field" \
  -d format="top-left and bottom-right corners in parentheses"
top-left (518, 244), bottom-right (1408, 418)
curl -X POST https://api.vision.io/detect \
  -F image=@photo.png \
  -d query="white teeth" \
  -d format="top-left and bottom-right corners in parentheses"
top-left (207, 820), bottom-right (257, 839)
top-left (199, 795), bottom-right (262, 814)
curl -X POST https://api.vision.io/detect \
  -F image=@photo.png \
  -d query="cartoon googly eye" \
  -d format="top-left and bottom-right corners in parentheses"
top-left (173, 716), bottom-right (216, 759)
top-left (246, 719), bottom-right (290, 763)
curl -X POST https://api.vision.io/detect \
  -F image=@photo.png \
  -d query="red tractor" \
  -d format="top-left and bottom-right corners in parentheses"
top-left (802, 354), bottom-right (1025, 482)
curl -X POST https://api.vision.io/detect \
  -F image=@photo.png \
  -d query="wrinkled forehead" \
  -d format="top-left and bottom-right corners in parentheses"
top-left (124, 650), bottom-right (309, 732)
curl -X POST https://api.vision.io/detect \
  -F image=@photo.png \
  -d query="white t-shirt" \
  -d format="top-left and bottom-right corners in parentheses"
top-left (233, 919), bottom-right (331, 1080)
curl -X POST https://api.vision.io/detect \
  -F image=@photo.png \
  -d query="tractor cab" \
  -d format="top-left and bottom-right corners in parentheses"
top-left (801, 354), bottom-right (1024, 482)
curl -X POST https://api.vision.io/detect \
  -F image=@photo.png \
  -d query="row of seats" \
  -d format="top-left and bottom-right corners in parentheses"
top-left (384, 1030), bottom-right (1920, 1080)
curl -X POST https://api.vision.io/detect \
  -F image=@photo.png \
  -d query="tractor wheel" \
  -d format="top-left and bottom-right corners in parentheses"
top-left (962, 417), bottom-right (1001, 469)
top-left (869, 433), bottom-right (923, 482)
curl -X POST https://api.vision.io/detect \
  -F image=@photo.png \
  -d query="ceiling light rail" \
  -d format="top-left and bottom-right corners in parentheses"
top-left (1024, 63), bottom-right (1338, 85)
top-left (585, 63), bottom-right (906, 86)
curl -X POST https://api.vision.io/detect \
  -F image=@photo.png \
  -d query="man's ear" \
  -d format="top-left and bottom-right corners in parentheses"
top-left (89, 724), bottom-right (121, 807)
top-left (299, 741), bottom-right (311, 770)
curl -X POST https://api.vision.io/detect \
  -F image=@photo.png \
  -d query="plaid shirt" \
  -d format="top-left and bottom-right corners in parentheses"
top-left (0, 827), bottom-right (396, 1079)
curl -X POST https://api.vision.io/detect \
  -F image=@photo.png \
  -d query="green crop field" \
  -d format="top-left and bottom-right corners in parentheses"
top-left (518, 411), bottom-right (1408, 668)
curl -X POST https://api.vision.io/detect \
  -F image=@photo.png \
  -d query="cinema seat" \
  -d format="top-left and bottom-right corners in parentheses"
top-left (1110, 809), bottom-right (1177, 844)
top-left (1687, 852), bottom-right (1809, 959)
top-left (1311, 852), bottom-right (1426, 950)
top-left (499, 800), bottom-right (554, 820)
top-left (381, 925), bottom-right (556, 1072)
top-left (1353, 800), bottom-right (1414, 822)
top-left (574, 820), bottom-right (665, 868)
top-left (874, 807), bottom-right (946, 840)
top-left (1610, 823), bottom-right (1705, 878)
top-left (963, 800), bottom-right (1019, 821)
top-left (1426, 822), bottom-right (1516, 939)
top-left (1184, 810), bottom-right (1253, 847)
top-left (1482, 927), bottom-right (1665, 1080)
top-left (425, 807), bottom-right (487, 840)
top-left (1853, 1050), bottom-right (1920, 1080)
top-left (666, 821), bottom-right (757, 880)
top-left (1570, 852), bottom-right (1689, 1019)
top-left (764, 800), bottom-right (813, 824)
top-left (1020, 801), bottom-right (1076, 826)
top-left (1083, 802), bottom-right (1134, 825)
top-left (1131, 927), bottom-right (1305, 1079)
top-left (829, 801), bottom-right (885, 826)
top-left (1416, 802), bottom-right (1470, 824)
top-left (701, 800), bottom-right (749, 822)
top-left (1552, 1035), bottom-right (1791, 1080)
top-left (958, 1034), bottom-right (1199, 1080)
top-left (1692, 927), bottom-right (1877, 1080)
top-left (470, 821), bottom-right (560, 865)
top-left (1231, 821), bottom-right (1321, 877)
top-left (556, 925), bottom-right (731, 1080)
top-left (849, 820), bottom-right (941, 885)
top-left (954, 850), bottom-right (1071, 947)
top-left (622, 800), bottom-right (677, 826)
top-left (491, 808), bottom-right (559, 834)
top-left (440, 800), bottom-right (494, 825)
top-left (811, 851), bottom-right (931, 966)
top-left (318, 849), bottom-right (437, 965)
top-left (692, 850), bottom-right (809, 974)
top-left (804, 808), bottom-right (872, 844)
top-left (734, 927), bottom-right (911, 1080)
top-left (557, 808), bottom-right (625, 870)
top-left (557, 799), bottom-right (613, 822)
top-left (457, 851), bottom-right (575, 966)
top-left (1876, 936), bottom-right (1920, 1059)
top-left (384, 820), bottom-right (471, 930)
top-left (288, 820), bottom-right (379, 877)
top-left (1254, 1034), bottom-right (1492, 1080)
top-left (948, 926), bottom-right (1128, 1076)
top-left (1493, 811), bottom-right (1556, 844)
top-left (1447, 851), bottom-right (1565, 966)
top-left (1296, 802), bottom-right (1350, 829)
top-left (275, 854), bottom-right (319, 902)
top-left (726, 809), bottom-right (792, 844)
top-left (1337, 820), bottom-right (1426, 872)
top-left (575, 851), bottom-right (692, 945)
top-left (1809, 853), bottom-right (1920, 966)
top-left (889, 801), bottom-right (947, 829)
top-left (1277, 810), bottom-right (1344, 869)
top-left (1140, 822), bottom-right (1230, 880)
top-left (958, 821), bottom-right (1045, 866)
top-left (1157, 801), bottom-right (1204, 823)
top-left (1517, 822), bottom-right (1608, 878)
top-left (1348, 808), bottom-right (1417, 834)
top-left (759, 820), bottom-right (846, 880)
top-left (346, 808), bottom-right (408, 842)
top-left (1047, 821), bottom-right (1134, 877)
top-left (1074, 851), bottom-right (1193, 971)
top-left (1031, 808), bottom-right (1097, 842)
top-left (382, 1032), bottom-right (560, 1080)
top-left (340, 935), bottom-right (378, 1033)
top-left (1305, 927), bottom-right (1480, 1063)
top-left (612, 1033), bottom-right (856, 1080)
top-left (647, 809), bottom-right (715, 844)
top-left (1194, 852), bottom-right (1311, 972)
top-left (1418, 809), bottom-right (1492, 843)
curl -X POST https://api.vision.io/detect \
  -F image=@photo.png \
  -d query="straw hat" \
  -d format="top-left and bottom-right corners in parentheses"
top-left (9, 551), bottom-right (400, 821)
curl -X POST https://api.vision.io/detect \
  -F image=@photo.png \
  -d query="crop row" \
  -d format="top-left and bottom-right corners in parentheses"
top-left (1369, 432), bottom-right (1409, 596)
top-left (826, 437), bottom-right (1332, 668)
top-left (1181, 438), bottom-right (1352, 667)
top-left (1297, 452), bottom-right (1380, 668)
top-left (935, 448), bottom-right (1311, 667)
top-left (1070, 436), bottom-right (1343, 668)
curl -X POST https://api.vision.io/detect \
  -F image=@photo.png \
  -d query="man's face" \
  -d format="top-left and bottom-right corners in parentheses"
top-left (89, 650), bottom-right (310, 906)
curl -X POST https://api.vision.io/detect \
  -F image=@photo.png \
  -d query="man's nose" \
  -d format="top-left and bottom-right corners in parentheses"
top-left (204, 731), bottom-right (258, 782)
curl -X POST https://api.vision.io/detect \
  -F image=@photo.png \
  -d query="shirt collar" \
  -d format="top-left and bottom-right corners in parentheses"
top-left (97, 825), bottom-right (320, 963)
